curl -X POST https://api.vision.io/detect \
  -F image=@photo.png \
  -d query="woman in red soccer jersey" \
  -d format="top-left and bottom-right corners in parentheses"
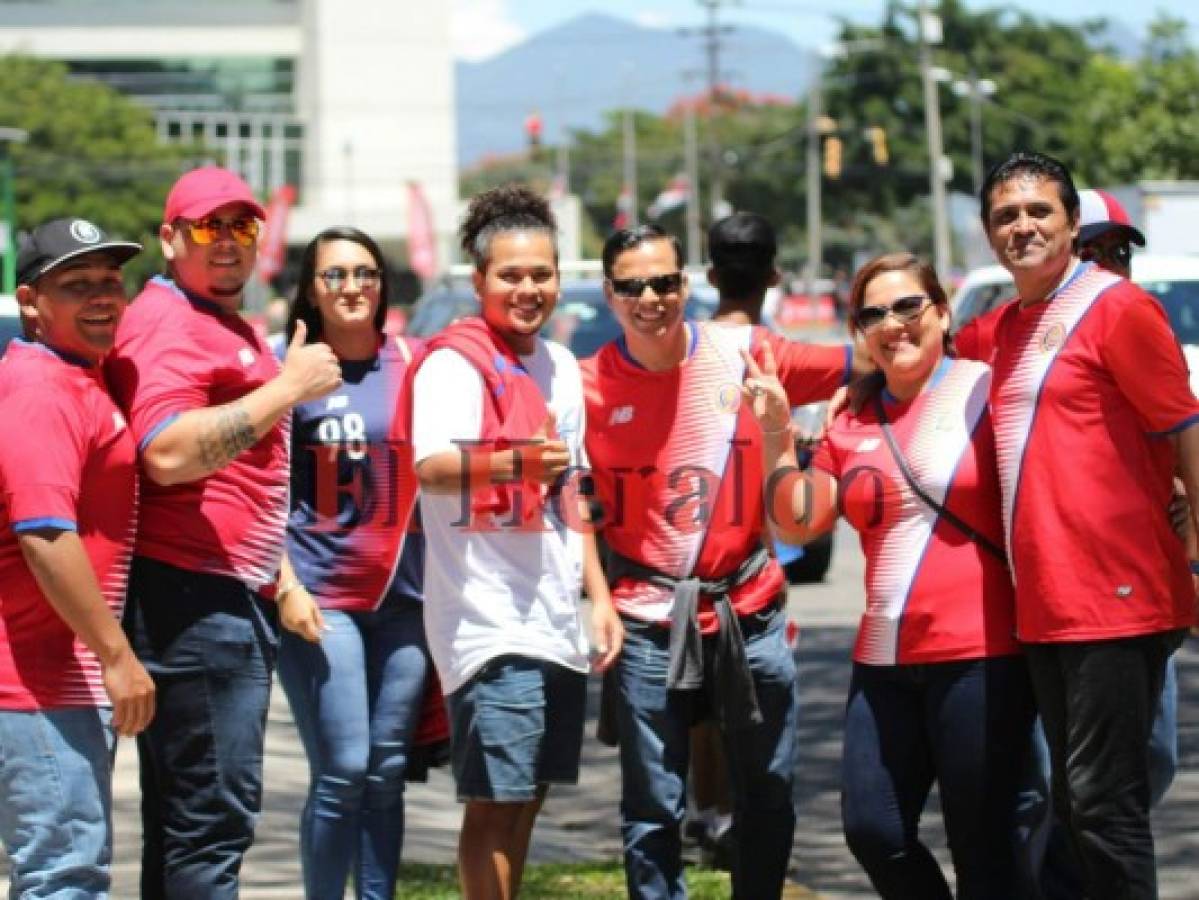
top-left (744, 252), bottom-right (1035, 900)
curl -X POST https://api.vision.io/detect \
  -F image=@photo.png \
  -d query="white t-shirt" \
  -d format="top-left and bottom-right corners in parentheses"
top-left (412, 338), bottom-right (590, 694)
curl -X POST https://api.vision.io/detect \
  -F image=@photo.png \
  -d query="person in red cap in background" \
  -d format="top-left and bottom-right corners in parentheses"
top-left (106, 167), bottom-right (342, 899)
top-left (1076, 191), bottom-right (1177, 813)
top-left (1076, 188), bottom-right (1146, 277)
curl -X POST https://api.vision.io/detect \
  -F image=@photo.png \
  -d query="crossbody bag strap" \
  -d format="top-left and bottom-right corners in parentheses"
top-left (873, 396), bottom-right (1008, 564)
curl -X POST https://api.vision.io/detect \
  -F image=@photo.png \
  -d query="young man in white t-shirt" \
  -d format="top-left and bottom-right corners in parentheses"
top-left (411, 185), bottom-right (622, 899)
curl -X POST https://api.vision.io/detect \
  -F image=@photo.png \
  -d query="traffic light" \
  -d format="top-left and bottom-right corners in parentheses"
top-left (823, 136), bottom-right (843, 179)
top-left (866, 126), bottom-right (889, 165)
top-left (524, 111), bottom-right (543, 151)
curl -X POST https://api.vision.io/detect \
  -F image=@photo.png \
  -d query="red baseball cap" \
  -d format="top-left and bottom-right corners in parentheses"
top-left (163, 166), bottom-right (266, 223)
top-left (1077, 189), bottom-right (1145, 247)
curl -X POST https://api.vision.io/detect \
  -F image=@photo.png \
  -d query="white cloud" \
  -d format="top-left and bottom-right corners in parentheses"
top-left (633, 11), bottom-right (673, 29)
top-left (452, 0), bottom-right (527, 62)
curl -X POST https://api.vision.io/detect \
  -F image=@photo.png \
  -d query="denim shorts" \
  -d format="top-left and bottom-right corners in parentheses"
top-left (446, 655), bottom-right (587, 802)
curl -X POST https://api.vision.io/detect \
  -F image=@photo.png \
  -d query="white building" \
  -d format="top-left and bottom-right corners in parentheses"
top-left (0, 0), bottom-right (458, 266)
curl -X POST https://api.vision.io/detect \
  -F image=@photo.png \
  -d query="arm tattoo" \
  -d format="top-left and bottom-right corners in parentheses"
top-left (197, 402), bottom-right (258, 472)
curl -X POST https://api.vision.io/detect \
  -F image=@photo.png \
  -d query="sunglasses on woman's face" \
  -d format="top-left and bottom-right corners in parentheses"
top-left (854, 294), bottom-right (932, 331)
top-left (317, 266), bottom-right (381, 292)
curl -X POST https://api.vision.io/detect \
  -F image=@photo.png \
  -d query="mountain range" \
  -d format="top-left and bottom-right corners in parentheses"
top-left (454, 13), bottom-right (816, 166)
top-left (453, 11), bottom-right (1146, 168)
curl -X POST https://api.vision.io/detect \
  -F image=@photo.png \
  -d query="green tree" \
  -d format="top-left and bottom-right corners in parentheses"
top-left (1067, 16), bottom-right (1199, 184)
top-left (0, 55), bottom-right (198, 284)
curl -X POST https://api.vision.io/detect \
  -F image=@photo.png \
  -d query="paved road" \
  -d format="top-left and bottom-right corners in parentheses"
top-left (7, 523), bottom-right (1198, 896)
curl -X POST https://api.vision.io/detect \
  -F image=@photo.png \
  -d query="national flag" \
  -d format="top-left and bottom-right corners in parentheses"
top-left (647, 174), bottom-right (690, 219)
top-left (614, 183), bottom-right (633, 230)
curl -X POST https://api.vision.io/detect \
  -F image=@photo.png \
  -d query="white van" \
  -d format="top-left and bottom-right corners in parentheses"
top-left (950, 256), bottom-right (1199, 388)
top-left (0, 294), bottom-right (21, 354)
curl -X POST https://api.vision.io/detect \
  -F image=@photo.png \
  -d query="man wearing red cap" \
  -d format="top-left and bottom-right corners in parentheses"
top-left (107, 167), bottom-right (342, 898)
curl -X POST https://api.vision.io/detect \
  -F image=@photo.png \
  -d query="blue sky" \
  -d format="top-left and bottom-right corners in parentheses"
top-left (452, 0), bottom-right (1196, 62)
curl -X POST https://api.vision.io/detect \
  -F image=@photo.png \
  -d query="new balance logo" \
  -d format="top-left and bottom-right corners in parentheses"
top-left (238, 348), bottom-right (256, 367)
top-left (855, 438), bottom-right (881, 453)
top-left (609, 405), bottom-right (635, 426)
top-left (326, 395), bottom-right (350, 411)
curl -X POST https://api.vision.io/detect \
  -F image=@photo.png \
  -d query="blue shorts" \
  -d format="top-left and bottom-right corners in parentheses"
top-left (447, 655), bottom-right (587, 802)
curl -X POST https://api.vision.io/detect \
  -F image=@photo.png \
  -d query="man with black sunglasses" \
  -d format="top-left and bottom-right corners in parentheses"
top-left (583, 223), bottom-right (861, 899)
top-left (106, 166), bottom-right (342, 898)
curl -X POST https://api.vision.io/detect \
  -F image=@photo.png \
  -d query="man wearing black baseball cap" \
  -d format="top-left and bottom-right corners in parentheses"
top-left (0, 218), bottom-right (154, 896)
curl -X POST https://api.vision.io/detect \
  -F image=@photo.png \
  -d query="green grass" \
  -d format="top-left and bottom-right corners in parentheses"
top-left (394, 861), bottom-right (731, 898)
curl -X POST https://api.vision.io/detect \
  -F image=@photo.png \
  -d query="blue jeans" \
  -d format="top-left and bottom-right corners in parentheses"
top-left (276, 600), bottom-right (431, 900)
top-left (123, 557), bottom-right (278, 900)
top-left (615, 604), bottom-right (799, 900)
top-left (446, 656), bottom-right (586, 802)
top-left (0, 707), bottom-right (115, 899)
top-left (840, 656), bottom-right (1037, 900)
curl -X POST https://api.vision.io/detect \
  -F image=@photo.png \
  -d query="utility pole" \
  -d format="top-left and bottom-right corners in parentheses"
top-left (952, 73), bottom-right (997, 196)
top-left (556, 141), bottom-right (571, 195)
top-left (683, 100), bottom-right (702, 266)
top-left (917, 0), bottom-right (952, 276)
top-left (0, 127), bottom-right (30, 295)
top-left (805, 68), bottom-right (823, 299)
top-left (622, 107), bottom-right (639, 230)
top-left (682, 0), bottom-right (738, 222)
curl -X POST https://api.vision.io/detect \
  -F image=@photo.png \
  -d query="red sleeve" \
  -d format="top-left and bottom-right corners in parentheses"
top-left (755, 328), bottom-right (849, 407)
top-left (952, 305), bottom-right (1005, 364)
top-left (107, 312), bottom-right (212, 448)
top-left (0, 387), bottom-right (87, 526)
top-left (810, 414), bottom-right (848, 478)
top-left (1101, 292), bottom-right (1199, 434)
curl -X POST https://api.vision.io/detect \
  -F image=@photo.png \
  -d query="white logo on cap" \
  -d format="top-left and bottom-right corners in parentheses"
top-left (70, 219), bottom-right (102, 244)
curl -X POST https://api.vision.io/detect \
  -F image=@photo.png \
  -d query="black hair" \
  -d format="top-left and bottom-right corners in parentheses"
top-left (980, 151), bottom-right (1080, 227)
top-left (287, 226), bottom-right (390, 344)
top-left (459, 184), bottom-right (557, 271)
top-left (707, 212), bottom-right (777, 299)
top-left (601, 224), bottom-right (684, 278)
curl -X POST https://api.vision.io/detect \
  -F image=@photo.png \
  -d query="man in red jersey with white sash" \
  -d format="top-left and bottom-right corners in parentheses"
top-left (583, 224), bottom-right (855, 899)
top-left (979, 151), bottom-right (1199, 900)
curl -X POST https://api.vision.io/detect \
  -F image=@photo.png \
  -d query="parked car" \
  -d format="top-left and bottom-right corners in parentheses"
top-left (406, 271), bottom-right (837, 583)
top-left (951, 256), bottom-right (1199, 366)
top-left (0, 294), bottom-right (20, 354)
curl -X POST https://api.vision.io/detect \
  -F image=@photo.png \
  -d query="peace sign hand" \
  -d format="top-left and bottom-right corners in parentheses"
top-left (740, 342), bottom-right (791, 433)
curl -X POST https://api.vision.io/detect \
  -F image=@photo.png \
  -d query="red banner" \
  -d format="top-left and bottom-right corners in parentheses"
top-left (256, 184), bottom-right (296, 284)
top-left (407, 181), bottom-right (438, 280)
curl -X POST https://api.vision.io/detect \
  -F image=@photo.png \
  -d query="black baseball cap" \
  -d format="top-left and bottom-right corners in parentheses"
top-left (16, 217), bottom-right (142, 286)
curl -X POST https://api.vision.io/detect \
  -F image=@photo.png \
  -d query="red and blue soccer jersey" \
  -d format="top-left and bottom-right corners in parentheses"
top-left (287, 336), bottom-right (424, 611)
top-left (813, 358), bottom-right (1018, 665)
top-left (582, 322), bottom-right (848, 631)
top-left (988, 263), bottom-right (1199, 641)
top-left (0, 341), bottom-right (138, 709)
top-left (107, 277), bottom-right (289, 590)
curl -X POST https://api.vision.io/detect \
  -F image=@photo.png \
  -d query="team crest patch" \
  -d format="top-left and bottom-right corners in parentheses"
top-left (1040, 323), bottom-right (1066, 353)
top-left (70, 219), bottom-right (102, 243)
top-left (714, 382), bottom-right (742, 414)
